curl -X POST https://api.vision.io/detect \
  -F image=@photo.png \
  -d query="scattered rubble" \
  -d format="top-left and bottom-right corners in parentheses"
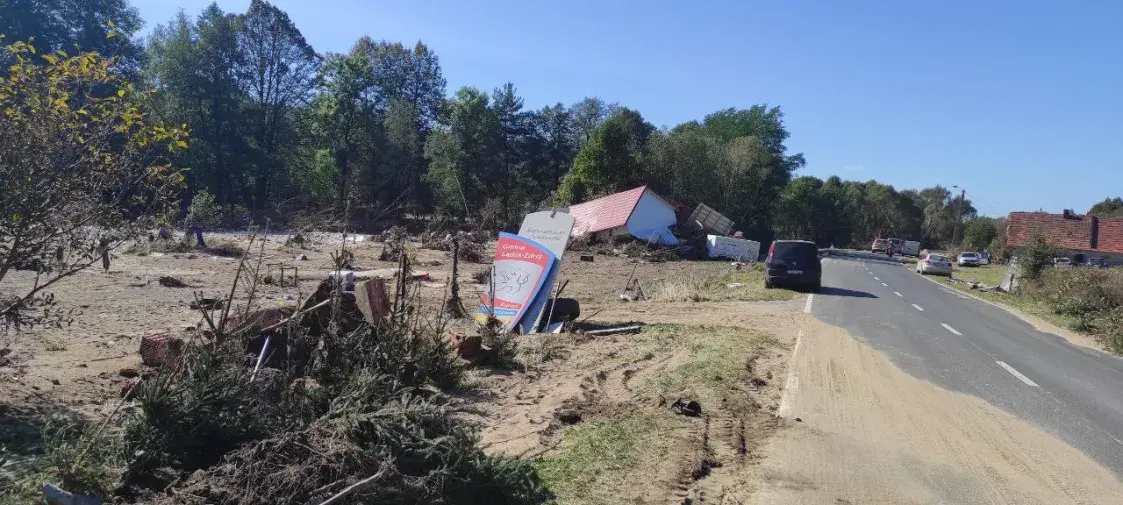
top-left (190, 298), bottom-right (223, 311)
top-left (157, 276), bottom-right (189, 288)
top-left (671, 398), bottom-right (703, 417)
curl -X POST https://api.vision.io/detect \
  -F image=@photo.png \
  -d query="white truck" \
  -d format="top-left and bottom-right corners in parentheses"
top-left (902, 240), bottom-right (921, 256)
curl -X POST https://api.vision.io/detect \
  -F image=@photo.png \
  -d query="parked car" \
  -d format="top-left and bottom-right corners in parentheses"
top-left (765, 240), bottom-right (821, 292)
top-left (1053, 257), bottom-right (1073, 267)
top-left (917, 252), bottom-right (953, 276)
top-left (871, 238), bottom-right (888, 252)
top-left (957, 251), bottom-right (981, 266)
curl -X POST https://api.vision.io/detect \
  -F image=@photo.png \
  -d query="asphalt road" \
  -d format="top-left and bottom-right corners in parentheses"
top-left (811, 252), bottom-right (1123, 476)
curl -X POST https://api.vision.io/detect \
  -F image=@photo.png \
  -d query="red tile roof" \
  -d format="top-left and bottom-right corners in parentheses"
top-left (568, 186), bottom-right (648, 236)
top-left (1005, 211), bottom-right (1123, 254)
top-left (1097, 217), bottom-right (1123, 253)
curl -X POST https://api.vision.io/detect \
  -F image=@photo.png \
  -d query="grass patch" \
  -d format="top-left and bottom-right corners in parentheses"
top-left (642, 325), bottom-right (780, 409)
top-left (534, 412), bottom-right (680, 505)
top-left (649, 263), bottom-right (795, 302)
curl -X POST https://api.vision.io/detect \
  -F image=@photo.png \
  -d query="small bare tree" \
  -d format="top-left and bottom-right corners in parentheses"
top-left (0, 38), bottom-right (188, 331)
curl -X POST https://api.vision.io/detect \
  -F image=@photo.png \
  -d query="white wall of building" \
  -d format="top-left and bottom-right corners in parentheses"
top-left (625, 190), bottom-right (679, 244)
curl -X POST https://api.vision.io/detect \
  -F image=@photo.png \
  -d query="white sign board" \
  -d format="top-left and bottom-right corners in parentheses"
top-left (518, 210), bottom-right (575, 259)
top-left (706, 235), bottom-right (760, 261)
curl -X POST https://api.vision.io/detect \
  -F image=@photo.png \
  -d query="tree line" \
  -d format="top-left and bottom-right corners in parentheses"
top-left (3, 0), bottom-right (999, 250)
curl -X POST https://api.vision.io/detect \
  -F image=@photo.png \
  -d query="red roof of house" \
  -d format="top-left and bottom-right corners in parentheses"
top-left (567, 186), bottom-right (649, 236)
top-left (1005, 211), bottom-right (1123, 254)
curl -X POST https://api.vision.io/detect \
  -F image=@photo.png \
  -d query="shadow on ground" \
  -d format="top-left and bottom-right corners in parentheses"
top-left (818, 286), bottom-right (878, 298)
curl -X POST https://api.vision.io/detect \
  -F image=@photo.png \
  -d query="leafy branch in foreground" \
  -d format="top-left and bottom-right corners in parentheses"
top-left (0, 37), bottom-right (187, 332)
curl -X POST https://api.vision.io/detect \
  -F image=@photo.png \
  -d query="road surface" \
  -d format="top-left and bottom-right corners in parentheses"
top-left (752, 252), bottom-right (1123, 504)
top-left (813, 253), bottom-right (1123, 474)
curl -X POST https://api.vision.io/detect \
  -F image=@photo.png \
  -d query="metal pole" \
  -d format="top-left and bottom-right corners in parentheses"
top-left (952, 188), bottom-right (966, 246)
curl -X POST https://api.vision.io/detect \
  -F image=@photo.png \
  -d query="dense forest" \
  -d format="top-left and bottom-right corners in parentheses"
top-left (2, 0), bottom-right (1019, 251)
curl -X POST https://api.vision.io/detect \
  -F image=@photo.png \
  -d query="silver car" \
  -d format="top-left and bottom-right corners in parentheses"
top-left (957, 251), bottom-right (981, 266)
top-left (917, 253), bottom-right (953, 276)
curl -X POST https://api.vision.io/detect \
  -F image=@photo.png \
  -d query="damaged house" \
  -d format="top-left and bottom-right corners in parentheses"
top-left (566, 186), bottom-right (679, 245)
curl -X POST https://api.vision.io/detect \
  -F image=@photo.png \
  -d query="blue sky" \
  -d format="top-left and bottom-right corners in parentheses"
top-left (132, 0), bottom-right (1123, 217)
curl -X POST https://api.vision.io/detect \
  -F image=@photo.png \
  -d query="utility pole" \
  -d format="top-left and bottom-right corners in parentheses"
top-left (951, 187), bottom-right (966, 246)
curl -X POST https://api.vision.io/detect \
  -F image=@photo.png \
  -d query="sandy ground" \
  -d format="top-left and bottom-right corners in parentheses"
top-left (0, 233), bottom-right (745, 419)
top-left (462, 299), bottom-right (805, 504)
top-left (753, 317), bottom-right (1123, 505)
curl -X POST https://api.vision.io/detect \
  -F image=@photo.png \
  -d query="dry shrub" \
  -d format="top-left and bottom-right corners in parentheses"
top-left (649, 264), bottom-right (766, 303)
top-left (649, 273), bottom-right (709, 303)
top-left (1099, 307), bottom-right (1123, 354)
top-left (1025, 267), bottom-right (1123, 336)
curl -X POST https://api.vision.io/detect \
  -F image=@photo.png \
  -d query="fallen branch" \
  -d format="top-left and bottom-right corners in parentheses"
top-left (584, 325), bottom-right (642, 336)
top-left (313, 465), bottom-right (390, 505)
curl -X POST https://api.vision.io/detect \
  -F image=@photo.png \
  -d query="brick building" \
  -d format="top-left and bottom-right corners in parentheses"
top-left (1005, 211), bottom-right (1123, 264)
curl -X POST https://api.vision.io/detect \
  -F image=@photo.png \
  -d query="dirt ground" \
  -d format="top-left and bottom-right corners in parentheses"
top-left (10, 233), bottom-right (1112, 504)
top-left (0, 232), bottom-right (767, 421)
top-left (462, 299), bottom-right (804, 504)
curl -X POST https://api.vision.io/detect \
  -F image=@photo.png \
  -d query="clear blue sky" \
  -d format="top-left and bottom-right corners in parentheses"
top-left (132, 0), bottom-right (1123, 217)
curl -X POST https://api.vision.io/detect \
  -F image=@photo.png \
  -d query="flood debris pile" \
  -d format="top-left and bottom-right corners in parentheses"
top-left (48, 265), bottom-right (550, 505)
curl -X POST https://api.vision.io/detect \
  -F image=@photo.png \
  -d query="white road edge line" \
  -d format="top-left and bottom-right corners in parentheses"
top-left (912, 304), bottom-right (924, 311)
top-left (777, 329), bottom-right (804, 417)
top-left (941, 323), bottom-right (962, 335)
top-left (881, 282), bottom-right (888, 287)
top-left (803, 293), bottom-right (814, 314)
top-left (894, 291), bottom-right (903, 297)
top-left (996, 361), bottom-right (1039, 387)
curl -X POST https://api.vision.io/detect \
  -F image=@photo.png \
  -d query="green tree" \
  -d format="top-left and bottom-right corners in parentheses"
top-left (381, 98), bottom-right (423, 207)
top-left (0, 0), bottom-right (143, 71)
top-left (962, 218), bottom-right (998, 252)
top-left (144, 6), bottom-right (250, 207)
top-left (570, 96), bottom-right (617, 144)
top-left (774, 176), bottom-right (826, 241)
top-left (423, 87), bottom-right (499, 216)
top-left (1088, 197), bottom-right (1123, 217)
top-left (310, 50), bottom-right (375, 205)
top-left (352, 37), bottom-right (446, 129)
top-left (236, 0), bottom-right (319, 211)
top-left (555, 110), bottom-right (649, 204)
top-left (0, 39), bottom-right (187, 329)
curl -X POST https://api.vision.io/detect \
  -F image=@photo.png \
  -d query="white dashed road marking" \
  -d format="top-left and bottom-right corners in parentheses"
top-left (874, 276), bottom-right (880, 281)
top-left (803, 293), bottom-right (814, 313)
top-left (777, 330), bottom-right (804, 417)
top-left (894, 291), bottom-right (903, 297)
top-left (881, 282), bottom-right (888, 287)
top-left (912, 304), bottom-right (924, 311)
top-left (941, 323), bottom-right (962, 335)
top-left (997, 361), bottom-right (1040, 387)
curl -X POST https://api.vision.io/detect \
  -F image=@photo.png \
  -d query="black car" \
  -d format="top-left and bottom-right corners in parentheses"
top-left (764, 240), bottom-right (821, 292)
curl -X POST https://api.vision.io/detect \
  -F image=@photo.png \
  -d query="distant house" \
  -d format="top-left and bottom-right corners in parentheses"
top-left (1005, 210), bottom-right (1123, 264)
top-left (566, 186), bottom-right (679, 245)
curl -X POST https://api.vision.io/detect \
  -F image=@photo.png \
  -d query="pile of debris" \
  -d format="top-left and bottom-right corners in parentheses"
top-left (94, 259), bottom-right (549, 505)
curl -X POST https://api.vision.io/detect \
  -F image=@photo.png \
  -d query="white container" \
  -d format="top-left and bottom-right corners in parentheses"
top-left (706, 235), bottom-right (760, 261)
